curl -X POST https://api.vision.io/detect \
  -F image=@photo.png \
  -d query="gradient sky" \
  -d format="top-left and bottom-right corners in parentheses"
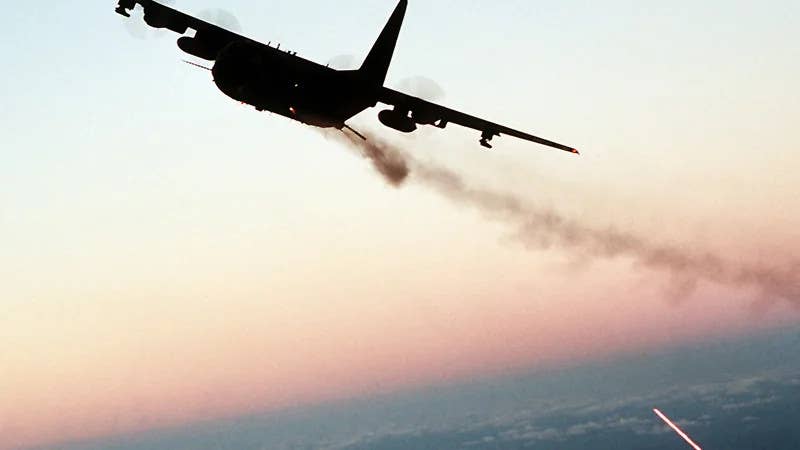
top-left (2, 1), bottom-right (799, 449)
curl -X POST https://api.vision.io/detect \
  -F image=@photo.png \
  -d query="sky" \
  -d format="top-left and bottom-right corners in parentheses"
top-left (1, 1), bottom-right (799, 449)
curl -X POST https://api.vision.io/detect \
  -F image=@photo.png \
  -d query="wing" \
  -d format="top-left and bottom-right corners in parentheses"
top-left (378, 87), bottom-right (578, 154)
top-left (115, 0), bottom-right (259, 60)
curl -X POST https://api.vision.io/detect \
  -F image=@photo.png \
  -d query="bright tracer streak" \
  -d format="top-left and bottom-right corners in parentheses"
top-left (654, 408), bottom-right (703, 450)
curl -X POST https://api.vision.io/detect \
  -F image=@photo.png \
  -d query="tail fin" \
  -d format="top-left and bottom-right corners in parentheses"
top-left (359, 0), bottom-right (408, 86)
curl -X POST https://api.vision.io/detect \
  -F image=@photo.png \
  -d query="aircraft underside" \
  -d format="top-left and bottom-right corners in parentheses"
top-left (211, 42), bottom-right (373, 129)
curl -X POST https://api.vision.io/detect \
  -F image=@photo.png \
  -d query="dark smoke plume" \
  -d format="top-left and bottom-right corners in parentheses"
top-left (332, 130), bottom-right (411, 186)
top-left (325, 129), bottom-right (799, 307)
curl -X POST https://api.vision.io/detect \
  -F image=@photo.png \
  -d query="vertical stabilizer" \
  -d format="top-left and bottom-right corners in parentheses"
top-left (359, 0), bottom-right (408, 86)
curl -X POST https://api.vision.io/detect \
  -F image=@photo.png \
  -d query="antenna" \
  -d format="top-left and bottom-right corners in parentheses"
top-left (182, 60), bottom-right (212, 71)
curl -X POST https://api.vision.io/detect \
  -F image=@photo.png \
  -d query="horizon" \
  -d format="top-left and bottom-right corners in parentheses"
top-left (33, 324), bottom-right (800, 450)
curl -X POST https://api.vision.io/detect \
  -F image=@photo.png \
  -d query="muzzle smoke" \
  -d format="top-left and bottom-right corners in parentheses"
top-left (326, 129), bottom-right (799, 306)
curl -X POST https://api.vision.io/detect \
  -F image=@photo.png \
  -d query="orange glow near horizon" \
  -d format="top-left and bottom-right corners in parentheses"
top-left (4, 268), bottom-right (797, 450)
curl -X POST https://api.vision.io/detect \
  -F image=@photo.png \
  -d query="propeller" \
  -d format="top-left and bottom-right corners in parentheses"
top-left (197, 8), bottom-right (242, 33)
top-left (325, 55), bottom-right (445, 102)
top-left (121, 1), bottom-right (242, 39)
top-left (394, 76), bottom-right (445, 102)
top-left (326, 54), bottom-right (358, 70)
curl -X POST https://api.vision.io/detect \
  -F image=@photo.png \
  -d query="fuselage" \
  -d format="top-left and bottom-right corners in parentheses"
top-left (212, 42), bottom-right (378, 128)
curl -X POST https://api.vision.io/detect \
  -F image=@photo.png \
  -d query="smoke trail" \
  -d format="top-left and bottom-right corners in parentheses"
top-left (325, 129), bottom-right (799, 306)
top-left (332, 130), bottom-right (410, 187)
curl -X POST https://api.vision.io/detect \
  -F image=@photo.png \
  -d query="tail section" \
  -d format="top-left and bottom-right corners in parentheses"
top-left (359, 0), bottom-right (408, 86)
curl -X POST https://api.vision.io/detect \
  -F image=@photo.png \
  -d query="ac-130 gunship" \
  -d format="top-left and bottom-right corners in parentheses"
top-left (115, 0), bottom-right (578, 153)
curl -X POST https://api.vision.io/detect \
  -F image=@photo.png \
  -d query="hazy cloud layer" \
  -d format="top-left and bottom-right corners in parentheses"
top-left (316, 371), bottom-right (796, 450)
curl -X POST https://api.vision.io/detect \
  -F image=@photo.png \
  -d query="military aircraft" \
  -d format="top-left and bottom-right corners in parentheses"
top-left (115, 0), bottom-right (578, 153)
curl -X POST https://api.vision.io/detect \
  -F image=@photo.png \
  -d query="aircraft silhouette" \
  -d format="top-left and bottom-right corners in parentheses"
top-left (115, 0), bottom-right (578, 154)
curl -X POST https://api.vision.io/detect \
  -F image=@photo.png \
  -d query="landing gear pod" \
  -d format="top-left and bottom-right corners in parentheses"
top-left (378, 109), bottom-right (417, 133)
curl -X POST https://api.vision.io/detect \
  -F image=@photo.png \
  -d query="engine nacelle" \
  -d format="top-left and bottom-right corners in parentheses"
top-left (378, 110), bottom-right (417, 133)
top-left (143, 2), bottom-right (188, 33)
top-left (177, 36), bottom-right (219, 61)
